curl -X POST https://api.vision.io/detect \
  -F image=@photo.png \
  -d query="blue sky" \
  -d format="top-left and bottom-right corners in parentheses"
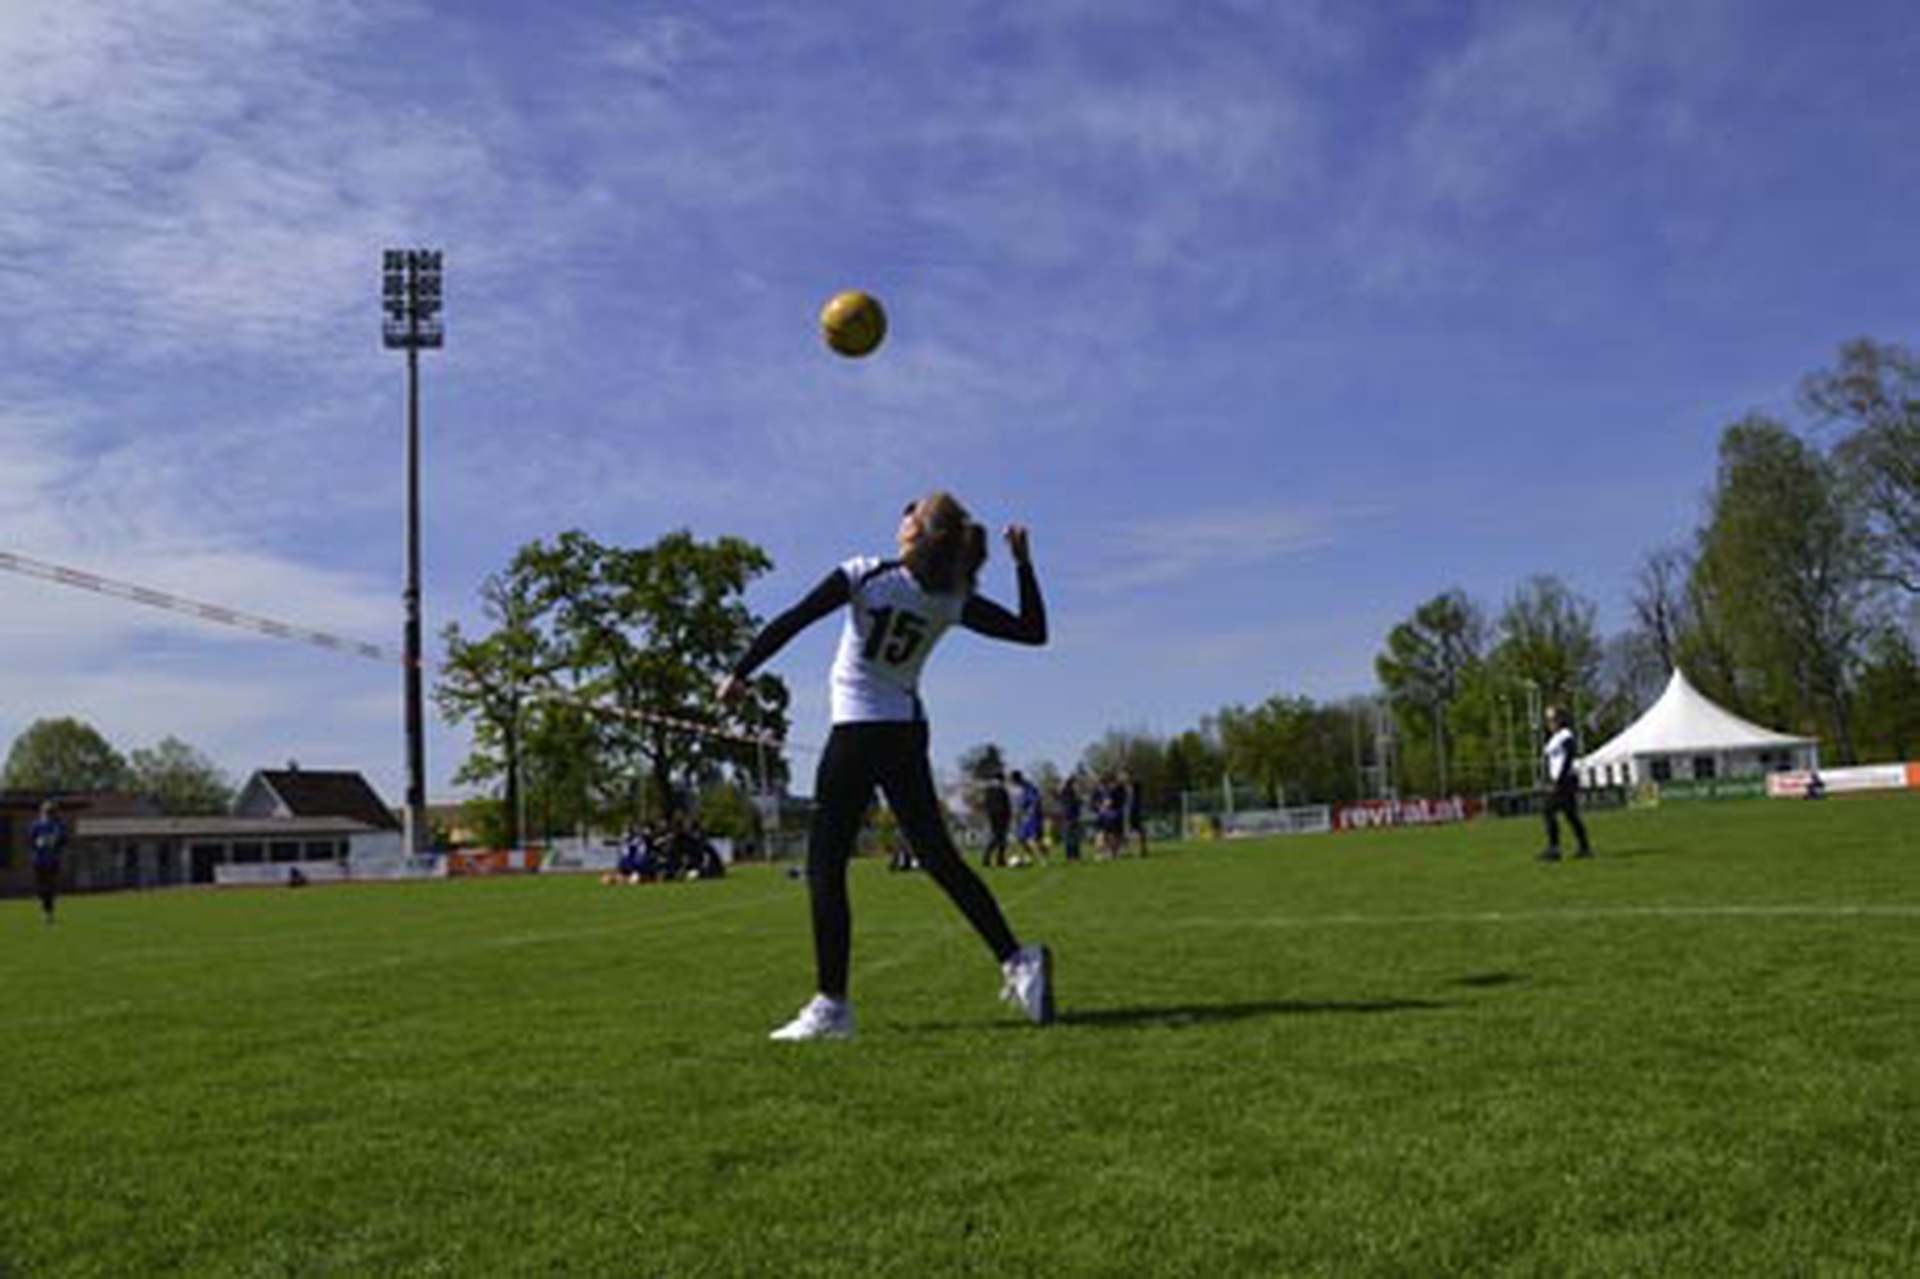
top-left (4, 0), bottom-right (1919, 802)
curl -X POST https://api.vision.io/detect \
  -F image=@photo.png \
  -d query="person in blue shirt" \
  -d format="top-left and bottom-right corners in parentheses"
top-left (616, 833), bottom-right (645, 883)
top-left (28, 801), bottom-right (68, 924)
top-left (1010, 770), bottom-right (1045, 865)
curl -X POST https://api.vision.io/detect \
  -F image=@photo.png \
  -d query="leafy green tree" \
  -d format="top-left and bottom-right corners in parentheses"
top-left (1675, 554), bottom-right (1748, 713)
top-left (1078, 728), bottom-right (1170, 811)
top-left (127, 736), bottom-right (233, 815)
top-left (1692, 417), bottom-right (1877, 760)
top-left (1172, 728), bottom-right (1224, 791)
top-left (1800, 338), bottom-right (1920, 595)
top-left (693, 780), bottom-right (759, 844)
top-left (437, 570), bottom-right (553, 847)
top-left (1376, 589), bottom-right (1487, 795)
top-left (520, 699), bottom-right (601, 844)
top-left (1437, 664), bottom-right (1530, 795)
top-left (1025, 760), bottom-right (1065, 803)
top-left (508, 529), bottom-right (786, 828)
top-left (958, 743), bottom-right (1007, 782)
top-left (1302, 700), bottom-right (1373, 803)
top-left (955, 743), bottom-right (1007, 825)
top-left (458, 796), bottom-right (512, 850)
top-left (1491, 575), bottom-right (1604, 729)
top-left (1209, 697), bottom-right (1326, 805)
top-left (1161, 730), bottom-right (1213, 807)
top-left (3, 717), bottom-right (130, 792)
top-left (1847, 627), bottom-right (1920, 763)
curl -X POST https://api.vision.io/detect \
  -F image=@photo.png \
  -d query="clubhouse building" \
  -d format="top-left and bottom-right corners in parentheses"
top-left (0, 767), bottom-right (403, 897)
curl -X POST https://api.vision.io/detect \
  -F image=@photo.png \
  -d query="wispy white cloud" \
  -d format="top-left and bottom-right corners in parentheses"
top-left (0, 0), bottom-right (508, 367)
top-left (1337, 0), bottom-right (1743, 296)
top-left (1086, 506), bottom-right (1345, 592)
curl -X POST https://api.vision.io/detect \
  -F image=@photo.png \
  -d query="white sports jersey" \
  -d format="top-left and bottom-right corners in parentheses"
top-left (1544, 726), bottom-right (1577, 782)
top-left (830, 556), bottom-right (965, 723)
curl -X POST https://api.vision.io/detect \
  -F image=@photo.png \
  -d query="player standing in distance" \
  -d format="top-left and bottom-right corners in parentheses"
top-left (29, 801), bottom-right (67, 925)
top-left (719, 492), bottom-right (1054, 1040)
top-left (1094, 775), bottom-right (1124, 858)
top-left (1538, 706), bottom-right (1594, 862)
top-left (1121, 768), bottom-right (1149, 857)
top-left (1057, 774), bottom-right (1084, 863)
top-left (981, 771), bottom-right (1011, 868)
top-left (1009, 769), bottom-right (1045, 866)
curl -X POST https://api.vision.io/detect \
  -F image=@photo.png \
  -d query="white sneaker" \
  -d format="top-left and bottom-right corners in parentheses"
top-left (1000, 945), bottom-right (1055, 1025)
top-left (769, 995), bottom-right (854, 1041)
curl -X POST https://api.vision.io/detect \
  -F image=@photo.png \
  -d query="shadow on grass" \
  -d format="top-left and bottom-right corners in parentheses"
top-left (1580, 844), bottom-right (1657, 860)
top-left (1455, 971), bottom-right (1527, 988)
top-left (905, 996), bottom-right (1455, 1034)
top-left (1054, 996), bottom-right (1450, 1029)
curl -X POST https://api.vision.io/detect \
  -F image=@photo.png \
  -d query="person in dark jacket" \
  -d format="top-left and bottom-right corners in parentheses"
top-left (1538, 706), bottom-right (1594, 862)
top-left (28, 801), bottom-right (68, 924)
top-left (981, 772), bottom-right (1011, 869)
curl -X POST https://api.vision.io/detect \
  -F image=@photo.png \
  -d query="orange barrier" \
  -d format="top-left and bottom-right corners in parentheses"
top-left (447, 848), bottom-right (542, 876)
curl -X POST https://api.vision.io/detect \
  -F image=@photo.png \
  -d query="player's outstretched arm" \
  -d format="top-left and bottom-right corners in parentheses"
top-left (719, 569), bottom-right (851, 702)
top-left (961, 525), bottom-right (1047, 645)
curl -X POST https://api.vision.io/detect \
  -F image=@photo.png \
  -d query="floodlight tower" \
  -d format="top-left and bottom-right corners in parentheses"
top-left (383, 249), bottom-right (444, 856)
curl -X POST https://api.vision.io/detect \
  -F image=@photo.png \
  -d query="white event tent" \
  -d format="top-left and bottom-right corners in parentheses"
top-left (1578, 668), bottom-right (1819, 788)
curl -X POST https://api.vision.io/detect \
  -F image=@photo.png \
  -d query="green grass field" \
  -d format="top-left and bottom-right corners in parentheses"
top-left (3, 794), bottom-right (1917, 1277)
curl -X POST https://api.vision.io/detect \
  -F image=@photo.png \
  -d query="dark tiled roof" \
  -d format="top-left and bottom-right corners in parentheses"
top-left (255, 771), bottom-right (401, 831)
top-left (0, 791), bottom-right (161, 816)
top-left (78, 815), bottom-right (376, 839)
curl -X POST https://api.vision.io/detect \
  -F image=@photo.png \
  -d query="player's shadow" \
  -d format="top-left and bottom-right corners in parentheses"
top-left (1580, 845), bottom-right (1654, 860)
top-left (1454, 971), bottom-right (1527, 989)
top-left (1055, 996), bottom-right (1448, 1029)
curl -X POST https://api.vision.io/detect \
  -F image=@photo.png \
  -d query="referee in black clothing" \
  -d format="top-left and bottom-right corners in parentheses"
top-left (982, 772), bottom-right (1011, 868)
top-left (1538, 706), bottom-right (1593, 861)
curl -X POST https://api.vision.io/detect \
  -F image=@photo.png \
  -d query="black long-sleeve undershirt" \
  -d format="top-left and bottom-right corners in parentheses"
top-left (960, 562), bottom-right (1047, 645)
top-left (730, 570), bottom-right (850, 680)
top-left (730, 560), bottom-right (1047, 681)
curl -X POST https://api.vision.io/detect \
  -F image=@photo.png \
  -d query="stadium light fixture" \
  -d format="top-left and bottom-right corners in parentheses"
top-left (383, 249), bottom-right (444, 856)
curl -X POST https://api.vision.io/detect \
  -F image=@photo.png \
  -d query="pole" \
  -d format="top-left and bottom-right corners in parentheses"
top-left (1524, 681), bottom-right (1542, 787)
top-left (514, 698), bottom-right (528, 853)
top-left (403, 340), bottom-right (427, 856)
top-left (1501, 695), bottom-right (1514, 790)
top-left (1351, 704), bottom-right (1363, 801)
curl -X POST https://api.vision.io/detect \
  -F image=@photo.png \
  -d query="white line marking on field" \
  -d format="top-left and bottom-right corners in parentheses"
top-left (1147, 903), bottom-right (1920, 931)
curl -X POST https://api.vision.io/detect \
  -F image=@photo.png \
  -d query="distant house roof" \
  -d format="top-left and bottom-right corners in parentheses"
top-left (0, 791), bottom-right (162, 817)
top-left (237, 769), bottom-right (401, 831)
top-left (77, 815), bottom-right (377, 840)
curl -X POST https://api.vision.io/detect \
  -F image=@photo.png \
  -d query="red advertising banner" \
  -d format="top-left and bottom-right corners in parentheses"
top-left (1334, 797), bottom-right (1481, 832)
top-left (446, 848), bottom-right (542, 876)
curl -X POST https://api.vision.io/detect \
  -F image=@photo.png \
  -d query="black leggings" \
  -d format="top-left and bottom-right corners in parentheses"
top-left (1543, 781), bottom-right (1590, 852)
top-left (807, 721), bottom-right (1020, 998)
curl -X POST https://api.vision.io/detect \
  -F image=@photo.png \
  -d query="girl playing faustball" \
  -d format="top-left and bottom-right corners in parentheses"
top-left (720, 493), bottom-right (1054, 1040)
